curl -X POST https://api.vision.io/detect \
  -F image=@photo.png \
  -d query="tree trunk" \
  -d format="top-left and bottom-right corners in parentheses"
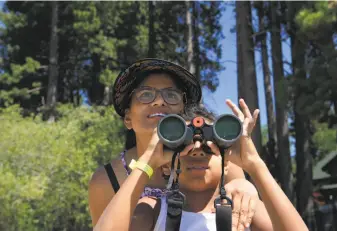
top-left (46, 1), bottom-right (59, 122)
top-left (256, 2), bottom-right (279, 177)
top-left (288, 1), bottom-right (313, 219)
top-left (103, 86), bottom-right (111, 106)
top-left (236, 5), bottom-right (243, 110)
top-left (236, 1), bottom-right (263, 154)
top-left (186, 0), bottom-right (195, 76)
top-left (193, 2), bottom-right (200, 81)
top-left (148, 1), bottom-right (155, 58)
top-left (89, 54), bottom-right (104, 105)
top-left (271, 1), bottom-right (294, 200)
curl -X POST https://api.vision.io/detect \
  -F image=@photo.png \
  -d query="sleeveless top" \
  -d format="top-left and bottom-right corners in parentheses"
top-left (104, 150), bottom-right (167, 198)
top-left (154, 196), bottom-right (251, 231)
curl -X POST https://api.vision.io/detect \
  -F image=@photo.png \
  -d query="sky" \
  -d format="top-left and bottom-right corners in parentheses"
top-left (203, 4), bottom-right (292, 128)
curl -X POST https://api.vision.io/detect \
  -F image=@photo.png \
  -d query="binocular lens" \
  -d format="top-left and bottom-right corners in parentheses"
top-left (159, 116), bottom-right (186, 141)
top-left (214, 116), bottom-right (242, 140)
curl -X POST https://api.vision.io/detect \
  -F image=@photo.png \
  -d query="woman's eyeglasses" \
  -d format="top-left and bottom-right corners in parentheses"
top-left (131, 86), bottom-right (184, 105)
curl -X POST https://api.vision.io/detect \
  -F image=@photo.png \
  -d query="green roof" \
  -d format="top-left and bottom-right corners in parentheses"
top-left (313, 151), bottom-right (337, 180)
top-left (320, 183), bottom-right (337, 190)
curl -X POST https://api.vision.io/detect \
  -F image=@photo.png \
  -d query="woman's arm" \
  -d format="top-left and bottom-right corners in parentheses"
top-left (89, 166), bottom-right (116, 226)
top-left (89, 159), bottom-right (127, 226)
top-left (93, 131), bottom-right (192, 231)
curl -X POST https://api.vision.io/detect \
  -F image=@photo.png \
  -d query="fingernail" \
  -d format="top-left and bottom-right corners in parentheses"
top-left (245, 223), bottom-right (250, 227)
top-left (196, 141), bottom-right (201, 148)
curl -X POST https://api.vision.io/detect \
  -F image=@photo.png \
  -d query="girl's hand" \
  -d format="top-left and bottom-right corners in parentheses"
top-left (207, 98), bottom-right (263, 174)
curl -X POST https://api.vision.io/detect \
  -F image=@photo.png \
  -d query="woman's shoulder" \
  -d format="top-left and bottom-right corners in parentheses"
top-left (89, 153), bottom-right (126, 188)
top-left (88, 152), bottom-right (127, 225)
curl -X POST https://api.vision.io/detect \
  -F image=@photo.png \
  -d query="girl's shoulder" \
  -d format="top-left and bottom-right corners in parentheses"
top-left (130, 196), bottom-right (162, 231)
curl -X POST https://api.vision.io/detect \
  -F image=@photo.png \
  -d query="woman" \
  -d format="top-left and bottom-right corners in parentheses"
top-left (88, 58), bottom-right (249, 227)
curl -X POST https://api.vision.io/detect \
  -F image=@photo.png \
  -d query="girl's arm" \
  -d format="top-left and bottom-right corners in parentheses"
top-left (246, 141), bottom-right (308, 231)
top-left (225, 99), bottom-right (308, 231)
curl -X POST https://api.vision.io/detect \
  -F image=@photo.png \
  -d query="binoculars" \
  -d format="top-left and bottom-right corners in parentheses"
top-left (157, 114), bottom-right (243, 153)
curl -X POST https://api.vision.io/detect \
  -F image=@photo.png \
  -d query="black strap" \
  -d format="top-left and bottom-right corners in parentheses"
top-left (166, 152), bottom-right (185, 231)
top-left (166, 152), bottom-right (180, 190)
top-left (214, 149), bottom-right (233, 231)
top-left (215, 204), bottom-right (233, 231)
top-left (166, 190), bottom-right (185, 231)
top-left (104, 163), bottom-right (120, 193)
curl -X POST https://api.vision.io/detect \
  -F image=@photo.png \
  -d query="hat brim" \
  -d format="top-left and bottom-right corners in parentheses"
top-left (112, 58), bottom-right (202, 117)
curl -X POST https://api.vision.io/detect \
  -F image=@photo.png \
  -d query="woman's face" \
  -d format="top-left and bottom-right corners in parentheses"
top-left (124, 73), bottom-right (185, 135)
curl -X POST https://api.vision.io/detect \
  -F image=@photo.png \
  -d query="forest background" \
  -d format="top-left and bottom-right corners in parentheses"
top-left (1, 1), bottom-right (337, 230)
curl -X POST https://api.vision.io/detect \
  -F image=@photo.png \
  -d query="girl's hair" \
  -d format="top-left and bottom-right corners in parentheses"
top-left (124, 103), bottom-right (216, 150)
top-left (180, 103), bottom-right (216, 122)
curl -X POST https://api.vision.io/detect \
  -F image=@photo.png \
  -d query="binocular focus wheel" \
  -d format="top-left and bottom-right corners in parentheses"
top-left (192, 116), bottom-right (205, 128)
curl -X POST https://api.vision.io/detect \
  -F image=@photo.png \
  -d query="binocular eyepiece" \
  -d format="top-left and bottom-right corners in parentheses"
top-left (157, 114), bottom-right (242, 153)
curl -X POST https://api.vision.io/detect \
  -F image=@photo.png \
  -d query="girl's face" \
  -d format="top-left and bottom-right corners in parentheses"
top-left (179, 117), bottom-right (227, 192)
top-left (124, 73), bottom-right (185, 135)
top-left (179, 148), bottom-right (224, 192)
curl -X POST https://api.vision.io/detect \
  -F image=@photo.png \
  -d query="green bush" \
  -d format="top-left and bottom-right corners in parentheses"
top-left (0, 104), bottom-right (124, 231)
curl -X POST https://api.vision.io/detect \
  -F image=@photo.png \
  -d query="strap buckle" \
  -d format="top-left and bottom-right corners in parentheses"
top-left (214, 194), bottom-right (233, 208)
top-left (166, 190), bottom-right (186, 216)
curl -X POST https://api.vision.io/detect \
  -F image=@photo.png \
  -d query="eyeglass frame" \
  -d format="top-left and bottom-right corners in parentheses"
top-left (129, 86), bottom-right (187, 105)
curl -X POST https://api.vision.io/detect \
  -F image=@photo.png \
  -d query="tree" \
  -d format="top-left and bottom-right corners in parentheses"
top-left (254, 2), bottom-right (279, 179)
top-left (270, 1), bottom-right (293, 200)
top-left (186, 0), bottom-right (195, 76)
top-left (287, 1), bottom-right (313, 218)
top-left (148, 1), bottom-right (155, 58)
top-left (236, 1), bottom-right (263, 154)
top-left (45, 1), bottom-right (59, 122)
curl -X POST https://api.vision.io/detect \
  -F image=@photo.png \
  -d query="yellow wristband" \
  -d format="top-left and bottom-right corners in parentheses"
top-left (129, 159), bottom-right (154, 179)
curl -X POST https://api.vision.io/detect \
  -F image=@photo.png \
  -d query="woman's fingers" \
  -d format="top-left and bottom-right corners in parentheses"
top-left (238, 194), bottom-right (250, 231)
top-left (180, 143), bottom-right (195, 156)
top-left (231, 189), bottom-right (244, 231)
top-left (194, 141), bottom-right (202, 149)
top-left (206, 141), bottom-right (221, 156)
top-left (245, 197), bottom-right (257, 228)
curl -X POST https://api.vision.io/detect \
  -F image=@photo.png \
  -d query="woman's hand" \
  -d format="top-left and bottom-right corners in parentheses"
top-left (139, 128), bottom-right (194, 170)
top-left (225, 178), bottom-right (259, 231)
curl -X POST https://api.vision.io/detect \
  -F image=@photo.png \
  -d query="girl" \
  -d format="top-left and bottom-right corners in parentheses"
top-left (89, 59), bottom-right (254, 228)
top-left (93, 99), bottom-right (308, 231)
